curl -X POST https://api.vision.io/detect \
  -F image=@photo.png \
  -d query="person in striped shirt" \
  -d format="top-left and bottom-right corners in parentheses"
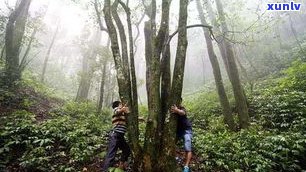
top-left (102, 101), bottom-right (131, 171)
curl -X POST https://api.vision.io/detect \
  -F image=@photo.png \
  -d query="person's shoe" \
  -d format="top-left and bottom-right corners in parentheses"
top-left (183, 166), bottom-right (189, 172)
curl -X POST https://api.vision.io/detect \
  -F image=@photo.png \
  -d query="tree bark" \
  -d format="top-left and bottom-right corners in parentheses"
top-left (142, 0), bottom-right (163, 170)
top-left (160, 44), bottom-right (171, 136)
top-left (111, 0), bottom-right (131, 84)
top-left (103, 0), bottom-right (191, 170)
top-left (133, 13), bottom-right (145, 55)
top-left (143, 19), bottom-right (161, 172)
top-left (5, 0), bottom-right (32, 87)
top-left (196, 0), bottom-right (235, 130)
top-left (103, 1), bottom-right (142, 171)
top-left (215, 0), bottom-right (249, 129)
top-left (156, 0), bottom-right (172, 170)
top-left (160, 0), bottom-right (188, 171)
top-left (111, 1), bottom-right (142, 170)
top-left (157, 0), bottom-right (171, 129)
top-left (118, 0), bottom-right (140, 126)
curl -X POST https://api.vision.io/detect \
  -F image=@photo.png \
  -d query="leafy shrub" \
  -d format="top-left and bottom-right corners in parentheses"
top-left (193, 126), bottom-right (306, 171)
top-left (252, 90), bottom-right (306, 131)
top-left (0, 102), bottom-right (112, 171)
top-left (279, 60), bottom-right (306, 92)
top-left (250, 60), bottom-right (306, 131)
top-left (185, 91), bottom-right (223, 130)
top-left (190, 59), bottom-right (306, 171)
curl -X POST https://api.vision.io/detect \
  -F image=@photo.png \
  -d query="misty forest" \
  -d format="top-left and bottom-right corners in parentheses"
top-left (1, 0), bottom-right (306, 171)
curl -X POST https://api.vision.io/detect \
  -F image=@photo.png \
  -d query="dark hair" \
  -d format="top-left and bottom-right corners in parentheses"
top-left (112, 101), bottom-right (121, 109)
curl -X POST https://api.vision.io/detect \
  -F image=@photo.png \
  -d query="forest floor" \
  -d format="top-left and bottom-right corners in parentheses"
top-left (0, 86), bottom-right (63, 121)
top-left (1, 86), bottom-right (205, 172)
top-left (0, 86), bottom-right (64, 171)
top-left (82, 149), bottom-right (204, 172)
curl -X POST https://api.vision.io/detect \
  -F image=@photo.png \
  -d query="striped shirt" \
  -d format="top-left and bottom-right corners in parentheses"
top-left (112, 107), bottom-right (127, 134)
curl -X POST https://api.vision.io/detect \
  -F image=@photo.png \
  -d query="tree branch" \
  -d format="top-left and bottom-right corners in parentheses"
top-left (94, 0), bottom-right (108, 32)
top-left (133, 12), bottom-right (145, 54)
top-left (141, 0), bottom-right (151, 17)
top-left (162, 24), bottom-right (214, 56)
top-left (5, 0), bottom-right (14, 12)
top-left (168, 24), bottom-right (213, 42)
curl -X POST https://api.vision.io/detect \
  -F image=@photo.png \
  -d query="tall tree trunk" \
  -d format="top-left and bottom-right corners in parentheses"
top-left (103, 1), bottom-right (142, 171)
top-left (19, 27), bottom-right (37, 72)
top-left (143, 19), bottom-right (161, 172)
top-left (196, 0), bottom-right (235, 131)
top-left (111, 0), bottom-right (130, 79)
top-left (288, 14), bottom-right (306, 57)
top-left (20, 5), bottom-right (48, 73)
top-left (76, 30), bottom-right (101, 102)
top-left (133, 13), bottom-right (145, 55)
top-left (41, 24), bottom-right (59, 82)
top-left (142, 0), bottom-right (174, 170)
top-left (201, 55), bottom-right (206, 84)
top-left (203, 0), bottom-right (229, 76)
top-left (233, 47), bottom-right (248, 82)
top-left (97, 39), bottom-right (111, 112)
top-left (157, 0), bottom-right (171, 137)
top-left (104, 0), bottom-right (191, 170)
top-left (97, 61), bottom-right (107, 113)
top-left (104, 64), bottom-right (113, 107)
top-left (160, 0), bottom-right (188, 171)
top-left (160, 44), bottom-right (171, 135)
top-left (0, 45), bottom-right (5, 60)
top-left (142, 0), bottom-right (162, 170)
top-left (111, 1), bottom-right (142, 170)
top-left (5, 0), bottom-right (32, 87)
top-left (118, 0), bottom-right (140, 126)
top-left (157, 1), bottom-right (172, 171)
top-left (215, 0), bottom-right (249, 129)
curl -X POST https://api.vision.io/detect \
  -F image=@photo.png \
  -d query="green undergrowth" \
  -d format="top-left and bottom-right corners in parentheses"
top-left (0, 101), bottom-right (112, 171)
top-left (187, 59), bottom-right (306, 171)
top-left (0, 69), bottom-right (115, 171)
top-left (1, 56), bottom-right (306, 171)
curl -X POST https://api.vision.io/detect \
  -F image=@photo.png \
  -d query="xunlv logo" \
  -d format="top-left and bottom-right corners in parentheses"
top-left (267, 1), bottom-right (301, 11)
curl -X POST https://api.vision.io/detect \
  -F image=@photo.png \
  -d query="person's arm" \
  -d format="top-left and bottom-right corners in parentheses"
top-left (115, 106), bottom-right (130, 115)
top-left (171, 105), bottom-right (186, 116)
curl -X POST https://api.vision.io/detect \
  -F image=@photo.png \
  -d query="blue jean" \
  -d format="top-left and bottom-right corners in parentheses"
top-left (101, 131), bottom-right (131, 171)
top-left (178, 129), bottom-right (193, 152)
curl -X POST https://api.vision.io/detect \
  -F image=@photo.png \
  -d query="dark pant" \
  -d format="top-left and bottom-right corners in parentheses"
top-left (102, 131), bottom-right (131, 171)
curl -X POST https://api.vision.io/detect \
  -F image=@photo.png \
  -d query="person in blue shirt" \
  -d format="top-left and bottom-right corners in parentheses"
top-left (171, 97), bottom-right (193, 172)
